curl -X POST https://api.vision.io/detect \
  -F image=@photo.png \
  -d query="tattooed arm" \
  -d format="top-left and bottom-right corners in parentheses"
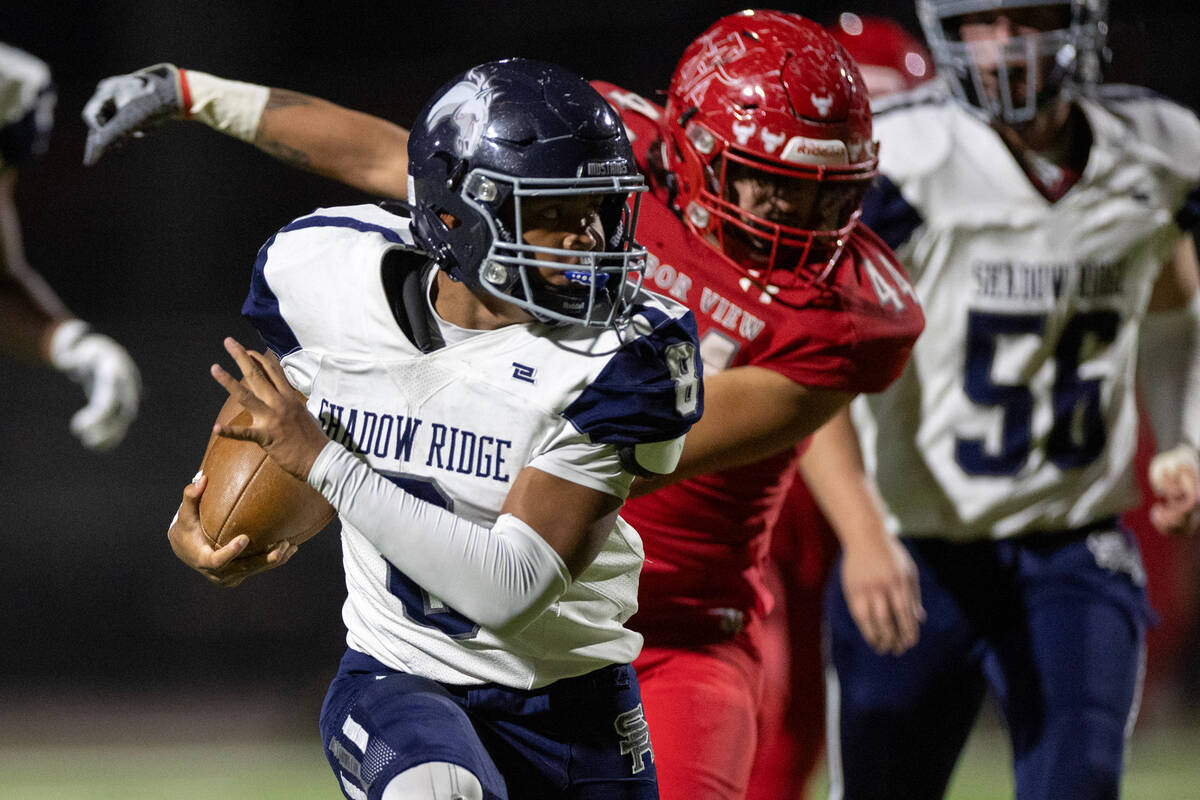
top-left (253, 89), bottom-right (409, 199)
top-left (84, 65), bottom-right (410, 199)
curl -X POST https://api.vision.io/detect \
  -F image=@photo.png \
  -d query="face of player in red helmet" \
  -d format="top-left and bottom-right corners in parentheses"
top-left (663, 9), bottom-right (878, 285)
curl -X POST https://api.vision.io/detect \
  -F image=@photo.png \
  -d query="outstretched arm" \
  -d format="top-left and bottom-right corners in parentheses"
top-left (630, 365), bottom-right (852, 496)
top-left (799, 406), bottom-right (923, 655)
top-left (253, 89), bottom-right (409, 198)
top-left (83, 64), bottom-right (409, 199)
top-left (0, 168), bottom-right (140, 450)
top-left (626, 362), bottom-right (923, 651)
top-left (1139, 232), bottom-right (1200, 535)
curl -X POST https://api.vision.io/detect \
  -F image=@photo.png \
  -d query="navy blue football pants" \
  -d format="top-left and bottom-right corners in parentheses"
top-left (319, 648), bottom-right (658, 800)
top-left (824, 523), bottom-right (1150, 800)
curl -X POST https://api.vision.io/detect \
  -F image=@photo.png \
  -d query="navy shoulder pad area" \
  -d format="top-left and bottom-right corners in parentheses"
top-left (871, 82), bottom-right (948, 119)
top-left (1179, 184), bottom-right (1200, 232)
top-left (563, 305), bottom-right (703, 446)
top-left (1094, 83), bottom-right (1164, 104)
top-left (861, 174), bottom-right (924, 253)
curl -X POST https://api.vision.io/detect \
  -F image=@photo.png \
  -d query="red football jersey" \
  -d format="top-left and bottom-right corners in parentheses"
top-left (594, 82), bottom-right (925, 643)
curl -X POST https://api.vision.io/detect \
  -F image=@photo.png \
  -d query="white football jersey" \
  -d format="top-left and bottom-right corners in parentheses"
top-left (244, 203), bottom-right (701, 687)
top-left (0, 43), bottom-right (53, 170)
top-left (854, 86), bottom-right (1200, 540)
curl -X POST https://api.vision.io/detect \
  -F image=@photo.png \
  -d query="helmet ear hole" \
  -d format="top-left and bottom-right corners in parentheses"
top-left (445, 158), bottom-right (468, 191)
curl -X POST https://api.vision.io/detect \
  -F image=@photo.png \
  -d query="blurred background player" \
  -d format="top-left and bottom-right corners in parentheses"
top-left (822, 0), bottom-right (1200, 797)
top-left (829, 11), bottom-right (936, 96)
top-left (82, 12), bottom-right (925, 799)
top-left (1, 42), bottom-right (139, 451)
top-left (745, 13), bottom-right (937, 799)
top-left (168, 58), bottom-right (701, 799)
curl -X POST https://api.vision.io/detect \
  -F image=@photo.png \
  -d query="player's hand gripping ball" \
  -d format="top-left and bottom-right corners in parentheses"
top-left (196, 394), bottom-right (334, 555)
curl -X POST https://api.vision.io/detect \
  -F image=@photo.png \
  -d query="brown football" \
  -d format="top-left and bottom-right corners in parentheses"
top-left (197, 396), bottom-right (335, 555)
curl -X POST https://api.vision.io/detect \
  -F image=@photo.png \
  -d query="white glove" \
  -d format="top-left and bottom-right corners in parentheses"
top-left (50, 320), bottom-right (142, 451)
top-left (82, 63), bottom-right (184, 166)
top-left (83, 63), bottom-right (269, 166)
top-left (1148, 443), bottom-right (1200, 536)
top-left (1149, 444), bottom-right (1200, 489)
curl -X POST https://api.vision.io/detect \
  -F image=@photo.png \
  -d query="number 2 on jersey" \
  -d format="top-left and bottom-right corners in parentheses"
top-left (380, 473), bottom-right (480, 639)
top-left (956, 309), bottom-right (1119, 476)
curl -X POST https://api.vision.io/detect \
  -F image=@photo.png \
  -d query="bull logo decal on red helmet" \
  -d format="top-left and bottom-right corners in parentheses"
top-left (731, 120), bottom-right (755, 145)
top-left (760, 128), bottom-right (785, 153)
top-left (810, 93), bottom-right (834, 117)
top-left (426, 68), bottom-right (500, 158)
top-left (731, 122), bottom-right (787, 154)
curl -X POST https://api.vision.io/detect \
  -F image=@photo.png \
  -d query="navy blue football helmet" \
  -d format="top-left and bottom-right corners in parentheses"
top-left (408, 58), bottom-right (648, 327)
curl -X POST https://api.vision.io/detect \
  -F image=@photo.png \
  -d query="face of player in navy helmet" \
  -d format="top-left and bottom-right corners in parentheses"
top-left (916, 0), bottom-right (1108, 125)
top-left (407, 58), bottom-right (649, 328)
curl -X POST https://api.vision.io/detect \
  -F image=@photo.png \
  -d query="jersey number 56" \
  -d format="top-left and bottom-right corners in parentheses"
top-left (956, 309), bottom-right (1119, 476)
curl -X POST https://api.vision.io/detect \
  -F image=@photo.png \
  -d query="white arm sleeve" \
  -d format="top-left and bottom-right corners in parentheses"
top-left (308, 442), bottom-right (571, 635)
top-left (180, 69), bottom-right (269, 143)
top-left (1138, 291), bottom-right (1200, 450)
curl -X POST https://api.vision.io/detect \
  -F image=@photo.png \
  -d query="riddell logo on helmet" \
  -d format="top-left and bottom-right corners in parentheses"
top-left (779, 136), bottom-right (849, 166)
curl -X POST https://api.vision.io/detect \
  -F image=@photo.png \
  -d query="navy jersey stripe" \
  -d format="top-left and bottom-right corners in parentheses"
top-left (240, 213), bottom-right (407, 356)
top-left (861, 174), bottom-right (924, 252)
top-left (280, 214), bottom-right (407, 243)
top-left (871, 83), bottom-right (948, 119)
top-left (562, 307), bottom-right (703, 445)
top-left (241, 230), bottom-right (301, 357)
top-left (1094, 83), bottom-right (1164, 104)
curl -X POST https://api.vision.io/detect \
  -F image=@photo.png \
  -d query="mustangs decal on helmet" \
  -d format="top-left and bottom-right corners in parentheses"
top-left (672, 25), bottom-right (751, 108)
top-left (424, 68), bottom-right (501, 159)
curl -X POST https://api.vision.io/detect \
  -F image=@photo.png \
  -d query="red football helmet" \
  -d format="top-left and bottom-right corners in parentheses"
top-left (829, 12), bottom-right (935, 98)
top-left (664, 9), bottom-right (877, 285)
